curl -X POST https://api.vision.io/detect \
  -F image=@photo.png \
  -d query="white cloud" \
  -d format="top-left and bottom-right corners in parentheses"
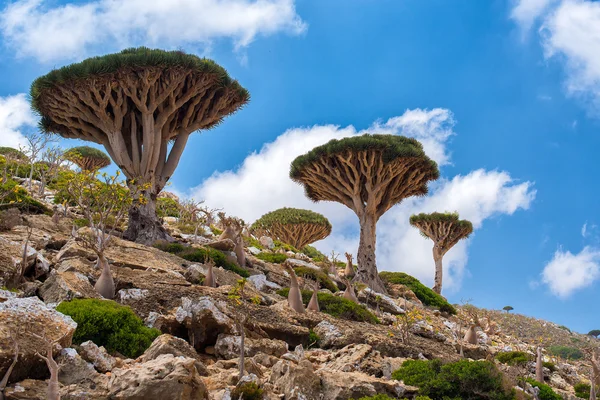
top-left (191, 109), bottom-right (535, 291)
top-left (0, 93), bottom-right (37, 148)
top-left (0, 0), bottom-right (306, 63)
top-left (582, 222), bottom-right (588, 238)
top-left (511, 0), bottom-right (600, 112)
top-left (542, 246), bottom-right (600, 298)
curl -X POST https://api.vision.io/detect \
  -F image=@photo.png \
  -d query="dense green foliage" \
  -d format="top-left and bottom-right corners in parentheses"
top-left (301, 245), bottom-right (327, 261)
top-left (410, 212), bottom-right (473, 232)
top-left (251, 208), bottom-right (332, 248)
top-left (64, 146), bottom-right (110, 167)
top-left (252, 207), bottom-right (331, 228)
top-left (157, 197), bottom-right (180, 218)
top-left (548, 345), bottom-right (584, 360)
top-left (231, 382), bottom-right (264, 400)
top-left (244, 236), bottom-right (264, 250)
top-left (392, 359), bottom-right (514, 400)
top-left (0, 179), bottom-right (49, 214)
top-left (308, 329), bottom-right (320, 348)
top-left (0, 147), bottom-right (27, 161)
top-left (256, 252), bottom-right (288, 264)
top-left (153, 241), bottom-right (249, 277)
top-left (525, 379), bottom-right (562, 400)
top-left (574, 382), bottom-right (597, 398)
top-left (503, 306), bottom-right (514, 312)
top-left (379, 272), bottom-right (456, 315)
top-left (293, 265), bottom-right (338, 292)
top-left (290, 134), bottom-right (439, 182)
top-left (495, 351), bottom-right (532, 366)
top-left (588, 329), bottom-right (600, 337)
top-left (56, 299), bottom-right (160, 358)
top-left (273, 240), bottom-right (298, 253)
top-left (543, 361), bottom-right (557, 373)
top-left (277, 288), bottom-right (379, 324)
top-left (31, 47), bottom-right (249, 119)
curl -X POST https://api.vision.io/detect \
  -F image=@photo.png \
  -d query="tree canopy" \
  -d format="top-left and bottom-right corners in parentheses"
top-left (64, 146), bottom-right (111, 171)
top-left (409, 212), bottom-right (473, 251)
top-left (251, 207), bottom-right (332, 249)
top-left (290, 134), bottom-right (439, 218)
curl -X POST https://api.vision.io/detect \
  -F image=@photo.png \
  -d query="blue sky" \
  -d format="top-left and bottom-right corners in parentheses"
top-left (0, 0), bottom-right (599, 333)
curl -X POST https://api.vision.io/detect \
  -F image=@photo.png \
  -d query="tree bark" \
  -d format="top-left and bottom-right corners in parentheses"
top-left (123, 186), bottom-right (171, 245)
top-left (355, 212), bottom-right (387, 293)
top-left (94, 254), bottom-right (115, 300)
top-left (536, 346), bottom-right (544, 383)
top-left (433, 245), bottom-right (443, 294)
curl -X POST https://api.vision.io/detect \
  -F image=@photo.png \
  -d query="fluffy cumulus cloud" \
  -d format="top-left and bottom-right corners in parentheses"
top-left (542, 246), bottom-right (600, 298)
top-left (0, 0), bottom-right (306, 62)
top-left (191, 108), bottom-right (535, 291)
top-left (511, 0), bottom-right (600, 112)
top-left (0, 94), bottom-right (37, 148)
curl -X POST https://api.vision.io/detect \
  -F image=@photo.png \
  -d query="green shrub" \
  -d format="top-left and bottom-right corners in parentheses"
top-left (542, 361), bottom-right (557, 372)
top-left (153, 241), bottom-right (249, 277)
top-left (210, 225), bottom-right (222, 236)
top-left (273, 239), bottom-right (298, 253)
top-left (0, 179), bottom-right (49, 214)
top-left (293, 266), bottom-right (338, 292)
top-left (301, 245), bottom-right (327, 261)
top-left (379, 272), bottom-right (457, 315)
top-left (548, 345), bottom-right (583, 360)
top-left (276, 288), bottom-right (379, 324)
top-left (495, 351), bottom-right (532, 366)
top-left (244, 236), bottom-right (263, 250)
top-left (415, 397), bottom-right (433, 400)
top-left (157, 197), bottom-right (180, 218)
top-left (392, 359), bottom-right (514, 400)
top-left (525, 379), bottom-right (561, 400)
top-left (230, 382), bottom-right (264, 400)
top-left (358, 396), bottom-right (395, 400)
top-left (56, 299), bottom-right (160, 358)
top-left (256, 252), bottom-right (288, 264)
top-left (308, 329), bottom-right (320, 348)
top-left (574, 382), bottom-right (593, 398)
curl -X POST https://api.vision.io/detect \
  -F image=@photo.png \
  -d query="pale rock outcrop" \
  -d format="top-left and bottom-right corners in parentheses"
top-left (38, 269), bottom-right (99, 303)
top-left (284, 258), bottom-right (321, 271)
top-left (108, 354), bottom-right (208, 400)
top-left (214, 334), bottom-right (288, 360)
top-left (247, 274), bottom-right (281, 292)
top-left (259, 236), bottom-right (275, 249)
top-left (139, 334), bottom-right (208, 376)
top-left (0, 297), bottom-right (76, 382)
top-left (313, 321), bottom-right (344, 349)
top-left (0, 236), bottom-right (37, 287)
top-left (78, 341), bottom-right (118, 373)
top-left (206, 239), bottom-right (235, 252)
top-left (270, 359), bottom-right (322, 399)
top-left (175, 297), bottom-right (236, 351)
top-left (56, 348), bottom-right (102, 387)
top-left (358, 287), bottom-right (405, 315)
top-left (319, 370), bottom-right (418, 400)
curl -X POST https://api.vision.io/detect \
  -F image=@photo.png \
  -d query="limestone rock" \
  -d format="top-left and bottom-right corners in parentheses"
top-left (247, 273), bottom-right (281, 292)
top-left (78, 341), bottom-right (117, 373)
top-left (39, 269), bottom-right (100, 303)
top-left (215, 334), bottom-right (288, 359)
top-left (284, 258), bottom-right (320, 270)
top-left (206, 239), bottom-right (235, 252)
top-left (270, 359), bottom-right (322, 399)
top-left (319, 370), bottom-right (418, 400)
top-left (56, 347), bottom-right (101, 386)
top-left (0, 236), bottom-right (37, 287)
top-left (358, 287), bottom-right (405, 315)
top-left (140, 334), bottom-right (208, 376)
top-left (109, 354), bottom-right (208, 399)
top-left (247, 246), bottom-right (261, 255)
top-left (0, 297), bottom-right (76, 382)
top-left (259, 236), bottom-right (275, 249)
top-left (4, 379), bottom-right (48, 400)
top-left (313, 321), bottom-right (344, 348)
top-left (184, 264), bottom-right (205, 285)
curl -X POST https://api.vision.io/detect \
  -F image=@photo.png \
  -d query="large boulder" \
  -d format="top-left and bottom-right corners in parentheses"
top-left (319, 370), bottom-right (418, 400)
top-left (0, 236), bottom-right (37, 287)
top-left (108, 354), bottom-right (208, 400)
top-left (139, 334), bottom-right (208, 376)
top-left (0, 297), bottom-right (77, 382)
top-left (214, 334), bottom-right (288, 360)
top-left (56, 348), bottom-right (103, 386)
top-left (78, 341), bottom-right (118, 373)
top-left (358, 287), bottom-right (405, 315)
top-left (270, 359), bottom-right (322, 399)
top-left (205, 239), bottom-right (235, 252)
top-left (38, 269), bottom-right (100, 303)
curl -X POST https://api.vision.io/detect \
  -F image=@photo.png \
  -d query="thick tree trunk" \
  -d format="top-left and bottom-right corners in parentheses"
top-left (433, 246), bottom-right (443, 294)
top-left (123, 188), bottom-right (171, 245)
top-left (95, 254), bottom-right (115, 299)
top-left (355, 212), bottom-right (387, 293)
top-left (536, 346), bottom-right (544, 382)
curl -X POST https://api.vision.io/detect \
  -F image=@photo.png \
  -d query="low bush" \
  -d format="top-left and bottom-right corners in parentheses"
top-left (56, 298), bottom-right (160, 358)
top-left (574, 382), bottom-right (594, 399)
top-left (301, 245), bottom-right (327, 262)
top-left (525, 379), bottom-right (562, 400)
top-left (276, 288), bottom-right (379, 324)
top-left (157, 197), bottom-right (180, 218)
top-left (379, 272), bottom-right (457, 315)
top-left (273, 240), bottom-right (298, 253)
top-left (308, 329), bottom-right (320, 348)
top-left (256, 252), bottom-right (287, 264)
top-left (496, 351), bottom-right (532, 366)
top-left (230, 382), bottom-right (263, 400)
top-left (293, 265), bottom-right (338, 292)
top-left (542, 361), bottom-right (557, 372)
top-left (244, 236), bottom-right (263, 250)
top-left (357, 396), bottom-right (395, 400)
top-left (392, 359), bottom-right (514, 400)
top-left (548, 345), bottom-right (583, 360)
top-left (153, 241), bottom-right (249, 278)
top-left (0, 179), bottom-right (48, 214)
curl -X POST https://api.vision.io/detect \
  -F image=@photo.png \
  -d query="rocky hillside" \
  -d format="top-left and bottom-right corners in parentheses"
top-left (0, 182), bottom-right (598, 400)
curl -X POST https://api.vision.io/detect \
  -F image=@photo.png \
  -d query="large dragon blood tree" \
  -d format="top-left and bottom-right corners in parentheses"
top-left (64, 146), bottom-right (111, 172)
top-left (290, 134), bottom-right (439, 293)
top-left (31, 47), bottom-right (249, 244)
top-left (409, 212), bottom-right (472, 294)
top-left (251, 207), bottom-right (332, 249)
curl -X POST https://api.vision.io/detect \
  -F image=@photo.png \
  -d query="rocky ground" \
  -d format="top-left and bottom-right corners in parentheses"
top-left (0, 183), bottom-right (598, 400)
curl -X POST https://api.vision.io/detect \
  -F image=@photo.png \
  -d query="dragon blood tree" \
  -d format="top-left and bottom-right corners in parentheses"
top-left (291, 134), bottom-right (439, 292)
top-left (250, 207), bottom-right (332, 249)
top-left (409, 212), bottom-right (473, 294)
top-left (31, 47), bottom-right (249, 244)
top-left (64, 146), bottom-right (111, 172)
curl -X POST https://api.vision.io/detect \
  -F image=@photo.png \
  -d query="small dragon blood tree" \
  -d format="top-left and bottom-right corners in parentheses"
top-left (31, 47), bottom-right (249, 244)
top-left (64, 146), bottom-right (111, 172)
top-left (409, 212), bottom-right (473, 294)
top-left (291, 134), bottom-right (439, 293)
top-left (251, 207), bottom-right (332, 249)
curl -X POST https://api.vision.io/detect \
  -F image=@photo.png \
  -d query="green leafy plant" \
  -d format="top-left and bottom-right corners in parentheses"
top-left (276, 288), bottom-right (379, 324)
top-left (301, 245), bottom-right (327, 262)
top-left (293, 265), bottom-right (338, 292)
top-left (256, 252), bottom-right (288, 264)
top-left (574, 382), bottom-right (596, 399)
top-left (231, 382), bottom-right (264, 400)
top-left (308, 329), bottom-right (320, 348)
top-left (157, 197), bottom-right (180, 218)
top-left (495, 351), bottom-right (532, 366)
top-left (548, 345), bottom-right (583, 360)
top-left (56, 298), bottom-right (160, 358)
top-left (379, 272), bottom-right (456, 315)
top-left (524, 379), bottom-right (561, 400)
top-left (542, 361), bottom-right (557, 373)
top-left (392, 359), bottom-right (514, 400)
